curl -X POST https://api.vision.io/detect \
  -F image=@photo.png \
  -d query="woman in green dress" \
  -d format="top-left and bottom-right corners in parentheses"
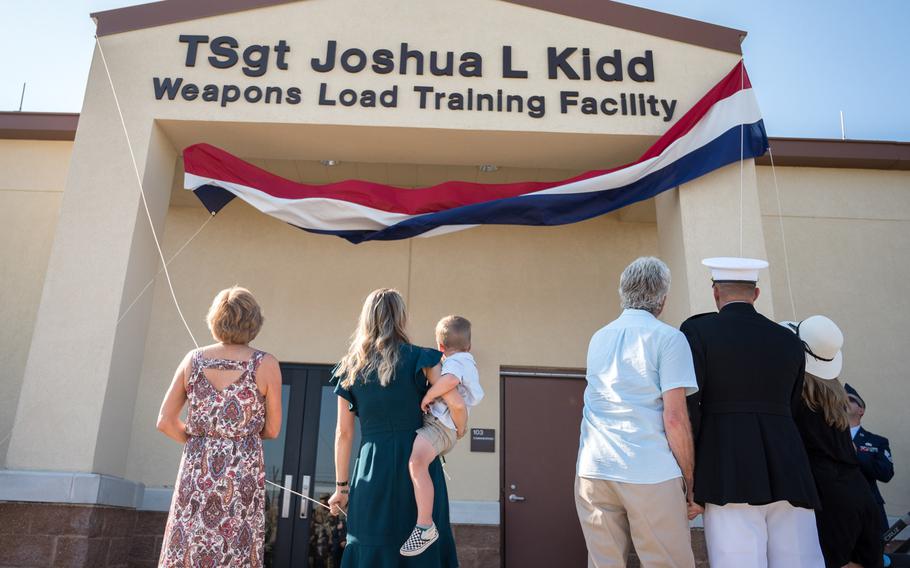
top-left (328, 288), bottom-right (465, 567)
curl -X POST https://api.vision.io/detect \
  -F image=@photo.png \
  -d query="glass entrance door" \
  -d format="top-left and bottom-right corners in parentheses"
top-left (263, 364), bottom-right (359, 568)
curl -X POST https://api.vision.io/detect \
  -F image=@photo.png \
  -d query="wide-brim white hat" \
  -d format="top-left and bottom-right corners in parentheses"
top-left (779, 316), bottom-right (844, 380)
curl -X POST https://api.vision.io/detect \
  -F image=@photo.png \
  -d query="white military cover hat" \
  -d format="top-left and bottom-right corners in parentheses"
top-left (779, 315), bottom-right (844, 380)
top-left (702, 257), bottom-right (769, 283)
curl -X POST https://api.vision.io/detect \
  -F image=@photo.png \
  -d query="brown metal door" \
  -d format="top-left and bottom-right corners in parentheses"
top-left (502, 370), bottom-right (588, 568)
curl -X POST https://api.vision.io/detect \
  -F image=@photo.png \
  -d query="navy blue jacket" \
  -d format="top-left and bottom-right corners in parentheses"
top-left (853, 426), bottom-right (894, 533)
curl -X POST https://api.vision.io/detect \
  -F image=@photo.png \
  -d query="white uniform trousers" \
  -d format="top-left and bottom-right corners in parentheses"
top-left (703, 501), bottom-right (824, 568)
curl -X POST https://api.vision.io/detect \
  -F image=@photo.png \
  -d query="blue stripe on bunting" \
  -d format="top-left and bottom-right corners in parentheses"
top-left (303, 119), bottom-right (767, 243)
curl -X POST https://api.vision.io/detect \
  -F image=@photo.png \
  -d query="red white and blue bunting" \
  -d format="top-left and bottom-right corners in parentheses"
top-left (184, 61), bottom-right (766, 244)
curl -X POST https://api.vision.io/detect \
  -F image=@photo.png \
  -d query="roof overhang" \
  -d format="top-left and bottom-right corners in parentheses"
top-left (0, 112), bottom-right (79, 141)
top-left (91, 0), bottom-right (746, 54)
top-left (759, 138), bottom-right (910, 171)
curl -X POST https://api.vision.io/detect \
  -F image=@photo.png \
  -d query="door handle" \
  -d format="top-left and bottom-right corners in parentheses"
top-left (281, 474), bottom-right (293, 518)
top-left (508, 493), bottom-right (526, 503)
top-left (299, 475), bottom-right (312, 519)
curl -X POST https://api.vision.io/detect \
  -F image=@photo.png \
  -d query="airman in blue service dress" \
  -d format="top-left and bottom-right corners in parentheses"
top-left (846, 383), bottom-right (895, 535)
top-left (681, 257), bottom-right (823, 568)
top-left (331, 343), bottom-right (458, 568)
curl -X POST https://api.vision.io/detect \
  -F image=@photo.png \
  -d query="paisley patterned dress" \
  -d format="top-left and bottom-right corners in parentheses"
top-left (160, 349), bottom-right (267, 568)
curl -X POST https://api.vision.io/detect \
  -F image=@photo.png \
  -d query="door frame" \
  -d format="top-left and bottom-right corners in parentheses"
top-left (499, 365), bottom-right (587, 568)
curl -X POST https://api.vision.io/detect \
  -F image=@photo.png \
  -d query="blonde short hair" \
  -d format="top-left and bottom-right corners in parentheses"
top-left (206, 286), bottom-right (263, 344)
top-left (435, 315), bottom-right (471, 351)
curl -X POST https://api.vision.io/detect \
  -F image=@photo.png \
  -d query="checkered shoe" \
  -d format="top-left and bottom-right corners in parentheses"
top-left (399, 523), bottom-right (439, 556)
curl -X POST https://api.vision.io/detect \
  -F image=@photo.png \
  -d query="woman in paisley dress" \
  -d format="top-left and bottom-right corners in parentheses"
top-left (157, 286), bottom-right (283, 568)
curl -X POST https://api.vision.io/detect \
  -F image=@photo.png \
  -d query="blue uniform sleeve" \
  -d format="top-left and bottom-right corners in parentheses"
top-left (856, 434), bottom-right (894, 483)
top-left (330, 367), bottom-right (357, 415)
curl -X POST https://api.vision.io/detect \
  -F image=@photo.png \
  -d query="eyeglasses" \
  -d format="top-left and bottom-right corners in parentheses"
top-left (847, 396), bottom-right (865, 409)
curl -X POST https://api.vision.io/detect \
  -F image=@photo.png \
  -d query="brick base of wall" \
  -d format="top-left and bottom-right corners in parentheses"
top-left (452, 525), bottom-right (710, 568)
top-left (0, 502), bottom-right (166, 568)
top-left (0, 503), bottom-right (719, 568)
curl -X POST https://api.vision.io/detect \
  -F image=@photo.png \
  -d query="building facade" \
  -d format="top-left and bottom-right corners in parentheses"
top-left (1, 1), bottom-right (908, 566)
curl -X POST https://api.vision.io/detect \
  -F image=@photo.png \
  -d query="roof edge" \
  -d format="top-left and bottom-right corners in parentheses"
top-left (760, 137), bottom-right (910, 171)
top-left (504, 0), bottom-right (745, 55)
top-left (91, 0), bottom-right (300, 37)
top-left (90, 0), bottom-right (745, 54)
top-left (0, 112), bottom-right (79, 141)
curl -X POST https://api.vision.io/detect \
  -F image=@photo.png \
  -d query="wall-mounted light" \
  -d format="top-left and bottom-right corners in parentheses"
top-left (479, 164), bottom-right (498, 173)
top-left (320, 159), bottom-right (338, 167)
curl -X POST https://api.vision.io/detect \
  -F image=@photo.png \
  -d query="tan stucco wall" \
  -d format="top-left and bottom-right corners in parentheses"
top-left (126, 176), bottom-right (659, 500)
top-left (758, 165), bottom-right (910, 515)
top-left (0, 139), bottom-right (71, 466)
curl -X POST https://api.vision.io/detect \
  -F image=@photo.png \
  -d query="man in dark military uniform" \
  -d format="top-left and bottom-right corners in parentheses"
top-left (682, 257), bottom-right (824, 568)
top-left (845, 383), bottom-right (895, 535)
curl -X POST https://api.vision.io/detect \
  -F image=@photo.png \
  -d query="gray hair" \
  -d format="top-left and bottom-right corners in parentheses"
top-left (618, 257), bottom-right (671, 314)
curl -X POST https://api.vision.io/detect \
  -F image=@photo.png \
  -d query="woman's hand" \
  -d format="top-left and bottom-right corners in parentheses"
top-left (420, 394), bottom-right (435, 412)
top-left (687, 501), bottom-right (704, 521)
top-left (328, 490), bottom-right (349, 516)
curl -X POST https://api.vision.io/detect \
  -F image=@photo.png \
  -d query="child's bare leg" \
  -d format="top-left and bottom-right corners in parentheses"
top-left (409, 435), bottom-right (438, 526)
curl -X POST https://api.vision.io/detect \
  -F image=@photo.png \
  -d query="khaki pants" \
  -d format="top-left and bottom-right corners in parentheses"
top-left (575, 476), bottom-right (695, 568)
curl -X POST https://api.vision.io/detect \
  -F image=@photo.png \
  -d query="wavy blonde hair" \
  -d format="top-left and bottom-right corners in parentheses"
top-left (337, 288), bottom-right (409, 388)
top-left (802, 373), bottom-right (850, 430)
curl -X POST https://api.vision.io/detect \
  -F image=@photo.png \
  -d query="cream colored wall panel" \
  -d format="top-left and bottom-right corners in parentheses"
top-left (0, 191), bottom-right (63, 466)
top-left (353, 162), bottom-right (390, 184)
top-left (295, 160), bottom-right (333, 184)
top-left (0, 140), bottom-right (72, 192)
top-left (324, 162), bottom-right (360, 183)
top-left (387, 163), bottom-right (419, 187)
top-left (757, 166), bottom-right (910, 221)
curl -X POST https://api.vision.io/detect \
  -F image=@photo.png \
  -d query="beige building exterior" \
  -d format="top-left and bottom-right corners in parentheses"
top-left (0, 1), bottom-right (907, 566)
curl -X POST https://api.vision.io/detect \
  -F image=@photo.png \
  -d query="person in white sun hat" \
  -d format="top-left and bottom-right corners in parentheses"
top-left (681, 257), bottom-right (824, 568)
top-left (783, 316), bottom-right (884, 568)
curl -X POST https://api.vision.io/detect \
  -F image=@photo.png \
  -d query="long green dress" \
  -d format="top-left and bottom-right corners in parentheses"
top-left (332, 343), bottom-right (459, 567)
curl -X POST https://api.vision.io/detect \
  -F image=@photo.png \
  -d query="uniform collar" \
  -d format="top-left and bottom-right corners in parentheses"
top-left (719, 301), bottom-right (757, 314)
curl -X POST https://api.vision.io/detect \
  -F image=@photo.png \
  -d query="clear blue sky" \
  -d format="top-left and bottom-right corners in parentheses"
top-left (2, 0), bottom-right (908, 141)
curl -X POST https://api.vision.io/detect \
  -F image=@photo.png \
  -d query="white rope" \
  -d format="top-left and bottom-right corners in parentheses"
top-left (265, 479), bottom-right (347, 517)
top-left (767, 146), bottom-right (798, 319)
top-left (117, 213), bottom-right (215, 326)
top-left (95, 36), bottom-right (199, 348)
top-left (739, 60), bottom-right (745, 256)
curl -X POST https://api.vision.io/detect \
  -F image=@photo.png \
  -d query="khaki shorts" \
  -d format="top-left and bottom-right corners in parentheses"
top-left (416, 414), bottom-right (457, 456)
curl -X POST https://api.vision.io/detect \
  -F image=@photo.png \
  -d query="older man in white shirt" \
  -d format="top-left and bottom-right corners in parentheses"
top-left (575, 256), bottom-right (699, 568)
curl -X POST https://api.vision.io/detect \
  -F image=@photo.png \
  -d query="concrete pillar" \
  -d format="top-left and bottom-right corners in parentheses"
top-left (657, 159), bottom-right (774, 326)
top-left (6, 46), bottom-right (177, 480)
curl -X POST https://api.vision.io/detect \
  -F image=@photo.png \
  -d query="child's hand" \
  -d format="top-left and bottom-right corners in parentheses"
top-left (420, 395), bottom-right (434, 412)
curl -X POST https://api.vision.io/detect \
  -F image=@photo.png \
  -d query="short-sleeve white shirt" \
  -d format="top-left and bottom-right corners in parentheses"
top-left (430, 352), bottom-right (484, 431)
top-left (576, 309), bottom-right (698, 483)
